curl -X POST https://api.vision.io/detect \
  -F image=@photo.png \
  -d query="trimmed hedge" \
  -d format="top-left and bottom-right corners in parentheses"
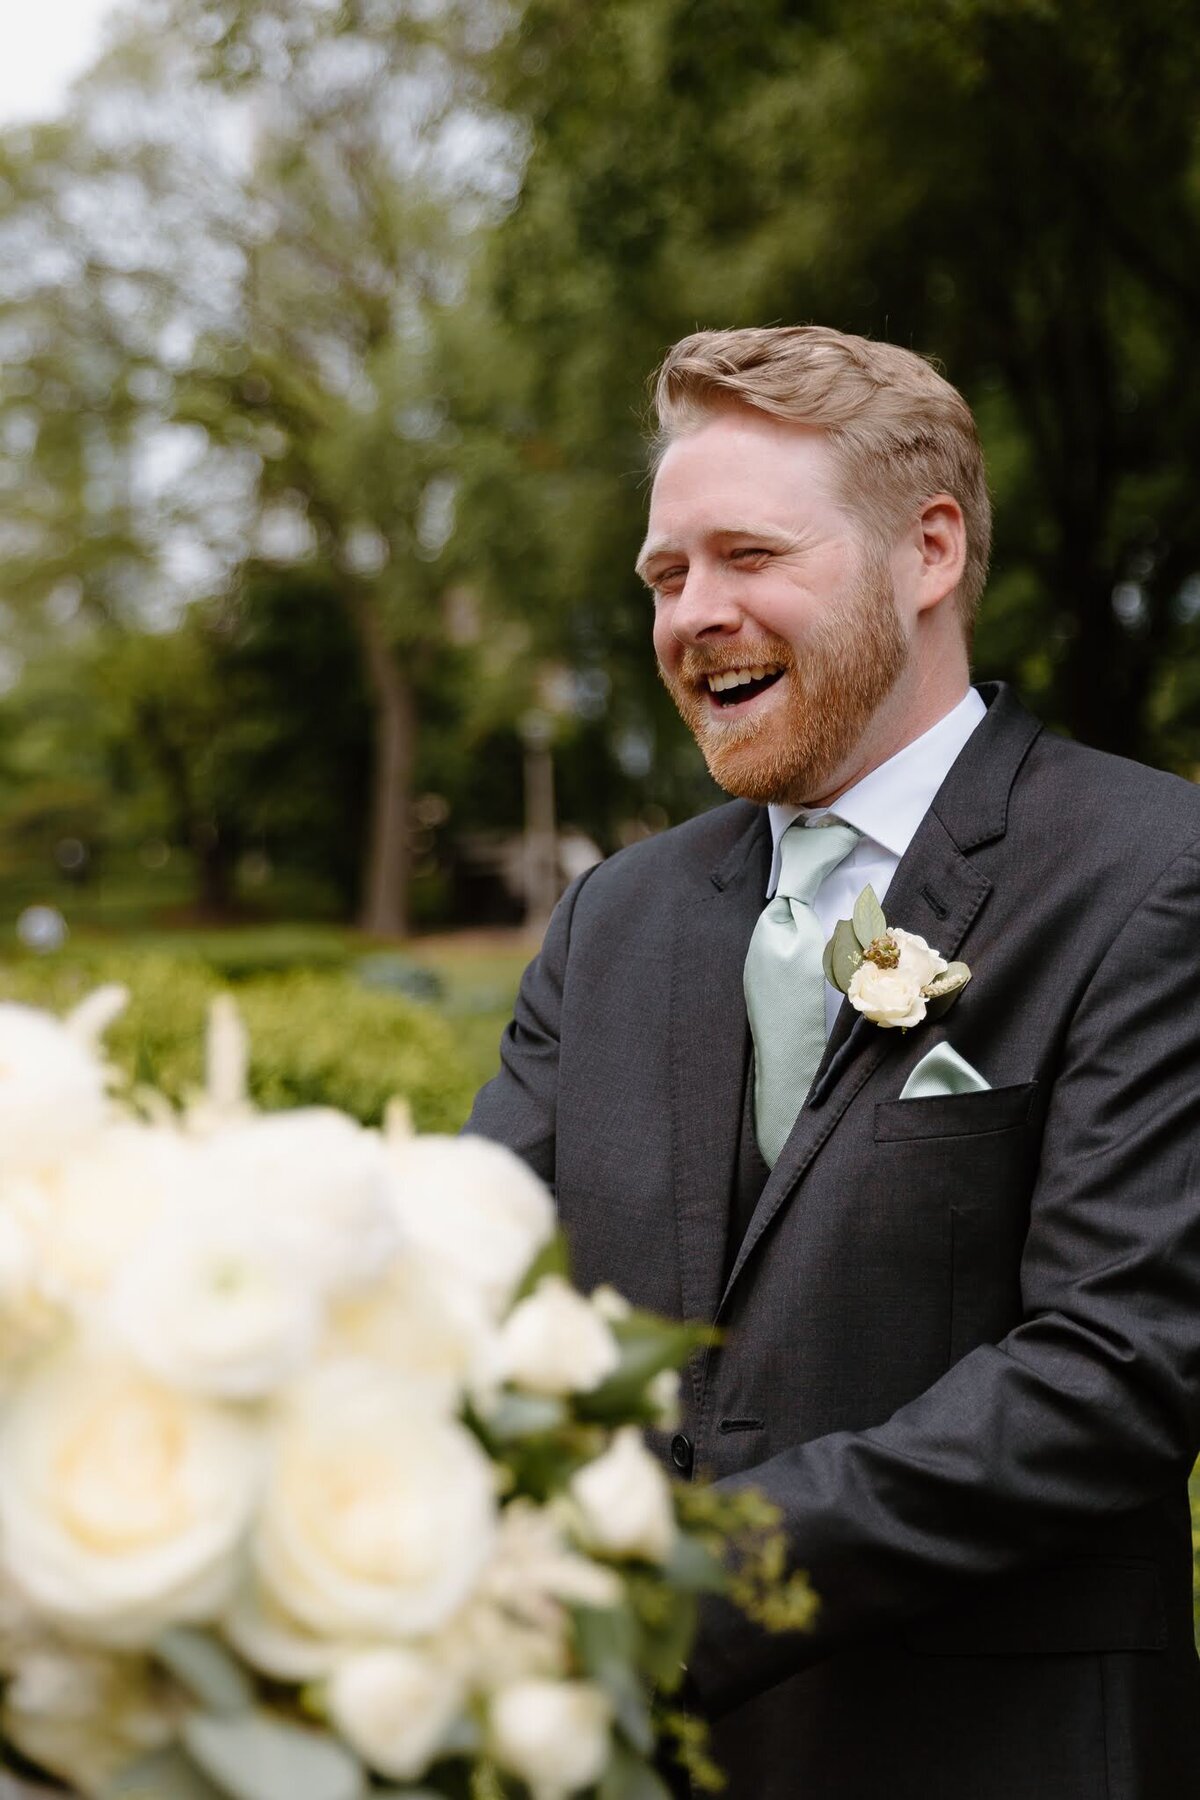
top-left (0, 951), bottom-right (478, 1132)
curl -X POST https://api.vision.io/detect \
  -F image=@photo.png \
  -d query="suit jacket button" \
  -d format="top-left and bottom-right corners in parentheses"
top-left (670, 1433), bottom-right (693, 1475)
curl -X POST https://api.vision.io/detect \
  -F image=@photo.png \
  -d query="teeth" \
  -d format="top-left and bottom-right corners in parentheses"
top-left (706, 666), bottom-right (780, 694)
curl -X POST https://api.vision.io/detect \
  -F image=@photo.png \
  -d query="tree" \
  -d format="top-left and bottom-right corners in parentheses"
top-left (0, 0), bottom-right (522, 934)
top-left (463, 0), bottom-right (1200, 772)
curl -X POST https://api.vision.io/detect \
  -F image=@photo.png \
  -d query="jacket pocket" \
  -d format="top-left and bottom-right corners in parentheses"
top-left (904, 1559), bottom-right (1166, 1656)
top-left (875, 1080), bottom-right (1037, 1142)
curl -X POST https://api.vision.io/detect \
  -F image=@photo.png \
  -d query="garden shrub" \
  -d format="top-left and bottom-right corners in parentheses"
top-left (0, 951), bottom-right (477, 1133)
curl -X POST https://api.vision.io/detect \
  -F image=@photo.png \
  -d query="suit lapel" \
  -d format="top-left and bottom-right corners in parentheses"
top-left (718, 684), bottom-right (1042, 1310)
top-left (669, 808), bottom-right (770, 1370)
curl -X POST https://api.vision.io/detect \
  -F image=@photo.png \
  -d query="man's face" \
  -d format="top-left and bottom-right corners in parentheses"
top-left (640, 406), bottom-right (910, 807)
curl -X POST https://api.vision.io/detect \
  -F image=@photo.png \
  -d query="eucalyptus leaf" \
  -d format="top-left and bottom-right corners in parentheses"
top-left (922, 964), bottom-right (971, 1021)
top-left (635, 1588), bottom-right (697, 1690)
top-left (821, 931), bottom-right (837, 989)
top-left (576, 1318), bottom-right (713, 1422)
top-left (512, 1231), bottom-right (572, 1302)
top-left (829, 919), bottom-right (864, 993)
top-left (597, 1743), bottom-right (674, 1800)
top-left (924, 961), bottom-right (971, 998)
top-left (103, 1745), bottom-right (227, 1800)
top-left (154, 1627), bottom-right (253, 1715)
top-left (663, 1530), bottom-right (727, 1594)
top-left (182, 1711), bottom-right (365, 1800)
top-left (574, 1600), bottom-right (638, 1671)
top-left (482, 1390), bottom-right (568, 1440)
top-left (851, 885), bottom-right (887, 950)
top-left (573, 1604), bottom-right (653, 1754)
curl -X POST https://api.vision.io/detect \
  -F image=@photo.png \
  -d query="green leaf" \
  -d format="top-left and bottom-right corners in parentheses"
top-left (104, 1746), bottom-right (227, 1800)
top-left (923, 962), bottom-right (972, 1020)
top-left (828, 918), bottom-right (864, 993)
top-left (924, 960), bottom-right (971, 997)
top-left (513, 1231), bottom-right (572, 1301)
top-left (573, 1603), bottom-right (653, 1756)
top-left (154, 1627), bottom-right (254, 1714)
top-left (575, 1314), bottom-right (714, 1423)
top-left (663, 1530), bottom-right (727, 1594)
top-left (851, 885), bottom-right (887, 950)
top-left (182, 1710), bottom-right (365, 1800)
top-left (481, 1389), bottom-right (568, 1440)
top-left (597, 1741), bottom-right (675, 1800)
top-left (635, 1589), bottom-right (698, 1690)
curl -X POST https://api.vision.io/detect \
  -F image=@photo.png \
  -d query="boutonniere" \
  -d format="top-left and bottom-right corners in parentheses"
top-left (822, 885), bottom-right (971, 1030)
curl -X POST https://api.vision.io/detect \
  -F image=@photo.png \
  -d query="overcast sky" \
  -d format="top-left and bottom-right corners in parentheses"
top-left (0, 3), bottom-right (119, 126)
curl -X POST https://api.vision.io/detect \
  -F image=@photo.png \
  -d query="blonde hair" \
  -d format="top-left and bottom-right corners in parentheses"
top-left (650, 325), bottom-right (991, 635)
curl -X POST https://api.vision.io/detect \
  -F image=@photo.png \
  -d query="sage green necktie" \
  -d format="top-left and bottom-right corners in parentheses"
top-left (744, 819), bottom-right (860, 1168)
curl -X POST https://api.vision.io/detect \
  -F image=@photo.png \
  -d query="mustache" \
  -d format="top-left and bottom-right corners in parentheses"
top-left (670, 641), bottom-right (796, 684)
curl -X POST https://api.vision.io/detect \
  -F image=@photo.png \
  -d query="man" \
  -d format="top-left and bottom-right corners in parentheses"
top-left (467, 327), bottom-right (1200, 1798)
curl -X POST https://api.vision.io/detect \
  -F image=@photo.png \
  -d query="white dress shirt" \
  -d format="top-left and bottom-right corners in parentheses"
top-left (767, 687), bottom-right (987, 1032)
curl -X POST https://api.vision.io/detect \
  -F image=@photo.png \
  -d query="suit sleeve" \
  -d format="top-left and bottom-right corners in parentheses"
top-left (690, 837), bottom-right (1200, 1712)
top-left (461, 866), bottom-right (598, 1185)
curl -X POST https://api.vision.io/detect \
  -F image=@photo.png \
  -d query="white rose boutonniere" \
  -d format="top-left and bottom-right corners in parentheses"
top-left (823, 886), bottom-right (971, 1030)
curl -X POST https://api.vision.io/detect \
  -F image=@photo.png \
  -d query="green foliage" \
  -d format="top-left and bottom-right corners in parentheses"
top-left (182, 1712), bottom-right (364, 1800)
top-left (465, 0), bottom-right (1200, 774)
top-left (0, 952), bottom-right (477, 1132)
top-left (674, 1485), bottom-right (819, 1639)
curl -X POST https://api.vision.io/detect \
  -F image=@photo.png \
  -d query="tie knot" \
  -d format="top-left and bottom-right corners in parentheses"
top-left (776, 819), bottom-right (859, 905)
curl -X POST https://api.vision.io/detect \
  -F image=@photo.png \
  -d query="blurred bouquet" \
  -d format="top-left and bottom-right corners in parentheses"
top-left (0, 990), bottom-right (811, 1800)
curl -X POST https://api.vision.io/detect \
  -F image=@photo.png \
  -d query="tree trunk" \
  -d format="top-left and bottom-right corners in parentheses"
top-left (345, 591), bottom-right (416, 938)
top-left (193, 821), bottom-right (239, 920)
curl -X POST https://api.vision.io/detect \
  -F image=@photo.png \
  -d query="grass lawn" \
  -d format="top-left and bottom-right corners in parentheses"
top-left (403, 932), bottom-right (535, 1098)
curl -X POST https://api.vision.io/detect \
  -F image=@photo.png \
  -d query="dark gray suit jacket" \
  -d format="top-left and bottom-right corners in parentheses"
top-left (467, 685), bottom-right (1200, 1799)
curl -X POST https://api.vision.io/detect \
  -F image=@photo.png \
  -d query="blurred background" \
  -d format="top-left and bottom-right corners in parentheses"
top-left (0, 0), bottom-right (1198, 1123)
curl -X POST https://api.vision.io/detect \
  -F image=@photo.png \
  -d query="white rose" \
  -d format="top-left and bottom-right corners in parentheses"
top-left (108, 1204), bottom-right (323, 1400)
top-left (847, 961), bottom-right (927, 1029)
top-left (482, 1501), bottom-right (622, 1615)
top-left (648, 1368), bottom-right (682, 1429)
top-left (0, 1204), bottom-right (62, 1368)
top-left (323, 1245), bottom-right (497, 1415)
top-left (2, 1643), bottom-right (173, 1792)
top-left (5, 1123), bottom-right (187, 1310)
top-left (328, 1646), bottom-right (466, 1781)
top-left (430, 1503), bottom-right (615, 1695)
top-left (0, 1003), bottom-right (114, 1174)
top-left (0, 1352), bottom-right (260, 1646)
top-left (489, 1678), bottom-right (613, 1800)
top-left (201, 1111), bottom-right (399, 1295)
top-left (223, 1578), bottom-right (343, 1683)
top-left (386, 1134), bottom-right (555, 1317)
top-left (496, 1276), bottom-right (621, 1396)
top-left (890, 927), bottom-right (948, 989)
top-left (570, 1427), bottom-right (676, 1564)
top-left (255, 1362), bottom-right (497, 1640)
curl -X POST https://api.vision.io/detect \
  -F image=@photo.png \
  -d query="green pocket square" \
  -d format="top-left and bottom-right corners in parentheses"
top-left (899, 1042), bottom-right (991, 1100)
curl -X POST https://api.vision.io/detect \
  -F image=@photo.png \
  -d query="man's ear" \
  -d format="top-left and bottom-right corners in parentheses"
top-left (912, 494), bottom-right (967, 616)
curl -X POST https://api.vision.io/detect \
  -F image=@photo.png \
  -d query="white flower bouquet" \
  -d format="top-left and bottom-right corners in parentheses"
top-left (0, 991), bottom-right (811, 1800)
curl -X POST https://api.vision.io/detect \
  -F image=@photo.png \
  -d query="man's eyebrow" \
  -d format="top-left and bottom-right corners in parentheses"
top-left (635, 524), bottom-right (803, 582)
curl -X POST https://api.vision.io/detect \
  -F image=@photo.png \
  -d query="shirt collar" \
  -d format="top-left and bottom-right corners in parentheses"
top-left (767, 686), bottom-right (987, 880)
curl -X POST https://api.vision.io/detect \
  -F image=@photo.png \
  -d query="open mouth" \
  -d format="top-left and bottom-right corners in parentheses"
top-left (704, 664), bottom-right (785, 707)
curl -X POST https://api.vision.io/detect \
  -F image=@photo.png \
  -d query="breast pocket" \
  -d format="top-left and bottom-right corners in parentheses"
top-left (874, 1081), bottom-right (1038, 1142)
top-left (872, 1081), bottom-right (1042, 1361)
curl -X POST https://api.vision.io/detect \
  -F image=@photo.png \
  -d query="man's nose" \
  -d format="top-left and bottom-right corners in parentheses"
top-left (669, 566), bottom-right (742, 642)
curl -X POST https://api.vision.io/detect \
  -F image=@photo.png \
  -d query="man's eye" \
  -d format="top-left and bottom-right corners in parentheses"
top-left (652, 567), bottom-right (686, 594)
top-left (731, 548), bottom-right (770, 567)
